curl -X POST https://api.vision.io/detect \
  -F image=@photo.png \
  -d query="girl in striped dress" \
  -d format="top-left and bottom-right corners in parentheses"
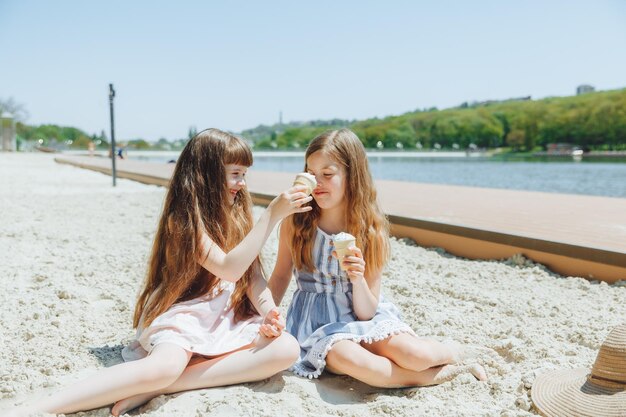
top-left (269, 128), bottom-right (487, 387)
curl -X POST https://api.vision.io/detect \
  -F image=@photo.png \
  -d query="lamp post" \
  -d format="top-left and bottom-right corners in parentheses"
top-left (109, 84), bottom-right (117, 186)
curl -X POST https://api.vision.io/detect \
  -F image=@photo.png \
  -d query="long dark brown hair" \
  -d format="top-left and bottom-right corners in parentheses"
top-left (133, 128), bottom-right (258, 328)
top-left (290, 128), bottom-right (390, 277)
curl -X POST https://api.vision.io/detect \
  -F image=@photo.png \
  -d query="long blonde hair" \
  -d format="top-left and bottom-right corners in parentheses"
top-left (290, 128), bottom-right (390, 276)
top-left (133, 128), bottom-right (258, 329)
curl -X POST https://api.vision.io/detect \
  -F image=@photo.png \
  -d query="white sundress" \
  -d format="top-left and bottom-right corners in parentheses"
top-left (286, 227), bottom-right (415, 378)
top-left (122, 281), bottom-right (262, 361)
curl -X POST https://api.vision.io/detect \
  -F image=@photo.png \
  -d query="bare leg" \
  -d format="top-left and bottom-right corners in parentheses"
top-left (364, 335), bottom-right (487, 382)
top-left (112, 333), bottom-right (299, 416)
top-left (326, 340), bottom-right (486, 388)
top-left (22, 343), bottom-right (191, 416)
top-left (362, 334), bottom-right (456, 372)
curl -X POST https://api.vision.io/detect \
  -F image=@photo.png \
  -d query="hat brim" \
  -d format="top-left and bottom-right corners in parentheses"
top-left (531, 368), bottom-right (626, 417)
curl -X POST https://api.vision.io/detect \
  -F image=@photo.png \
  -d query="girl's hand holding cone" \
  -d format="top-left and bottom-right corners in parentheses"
top-left (333, 246), bottom-right (366, 283)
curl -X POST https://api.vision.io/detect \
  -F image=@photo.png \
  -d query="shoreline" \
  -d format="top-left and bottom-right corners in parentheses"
top-left (53, 155), bottom-right (626, 282)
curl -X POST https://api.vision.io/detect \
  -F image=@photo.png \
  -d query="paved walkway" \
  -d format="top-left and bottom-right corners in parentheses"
top-left (55, 155), bottom-right (626, 282)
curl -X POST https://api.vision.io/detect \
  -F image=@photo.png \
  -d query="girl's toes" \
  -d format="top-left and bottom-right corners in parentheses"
top-left (470, 363), bottom-right (488, 381)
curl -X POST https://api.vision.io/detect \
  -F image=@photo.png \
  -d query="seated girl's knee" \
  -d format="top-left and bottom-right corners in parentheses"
top-left (139, 350), bottom-right (188, 385)
top-left (272, 333), bottom-right (300, 365)
top-left (137, 364), bottom-right (182, 387)
top-left (327, 345), bottom-right (368, 370)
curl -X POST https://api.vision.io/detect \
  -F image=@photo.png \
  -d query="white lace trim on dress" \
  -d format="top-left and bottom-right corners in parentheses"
top-left (290, 320), bottom-right (415, 379)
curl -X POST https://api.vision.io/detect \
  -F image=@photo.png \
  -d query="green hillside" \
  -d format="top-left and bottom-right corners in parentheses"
top-left (247, 89), bottom-right (626, 151)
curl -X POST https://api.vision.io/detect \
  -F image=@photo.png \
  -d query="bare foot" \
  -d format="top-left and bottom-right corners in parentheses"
top-left (469, 363), bottom-right (488, 381)
top-left (432, 363), bottom-right (488, 385)
top-left (441, 340), bottom-right (465, 364)
top-left (111, 393), bottom-right (157, 417)
top-left (442, 340), bottom-right (490, 364)
top-left (432, 364), bottom-right (464, 384)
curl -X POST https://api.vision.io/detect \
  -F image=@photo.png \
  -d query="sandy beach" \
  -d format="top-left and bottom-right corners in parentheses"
top-left (1, 153), bottom-right (625, 417)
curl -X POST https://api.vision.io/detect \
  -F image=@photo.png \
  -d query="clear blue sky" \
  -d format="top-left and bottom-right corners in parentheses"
top-left (1, 0), bottom-right (625, 141)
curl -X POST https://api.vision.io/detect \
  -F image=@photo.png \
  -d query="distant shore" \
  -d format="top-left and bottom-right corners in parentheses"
top-left (54, 148), bottom-right (626, 199)
top-left (57, 148), bottom-right (626, 159)
top-left (530, 150), bottom-right (626, 158)
top-left (59, 149), bottom-right (482, 158)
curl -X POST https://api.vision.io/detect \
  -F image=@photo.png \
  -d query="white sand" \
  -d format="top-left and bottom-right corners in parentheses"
top-left (1, 153), bottom-right (624, 417)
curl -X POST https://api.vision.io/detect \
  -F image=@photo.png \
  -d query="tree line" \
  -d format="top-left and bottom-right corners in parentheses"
top-left (250, 88), bottom-right (626, 151)
top-left (3, 88), bottom-right (625, 152)
top-left (12, 123), bottom-right (186, 151)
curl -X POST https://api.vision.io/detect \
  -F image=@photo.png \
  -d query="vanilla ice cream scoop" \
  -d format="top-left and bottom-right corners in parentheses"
top-left (332, 232), bottom-right (356, 270)
top-left (293, 172), bottom-right (317, 196)
top-left (333, 232), bottom-right (355, 243)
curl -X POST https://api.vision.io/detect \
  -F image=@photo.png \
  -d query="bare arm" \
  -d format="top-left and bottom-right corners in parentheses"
top-left (247, 261), bottom-right (277, 318)
top-left (198, 187), bottom-right (311, 282)
top-left (248, 260), bottom-right (287, 339)
top-left (267, 221), bottom-right (295, 306)
top-left (350, 270), bottom-right (381, 321)
top-left (339, 247), bottom-right (381, 321)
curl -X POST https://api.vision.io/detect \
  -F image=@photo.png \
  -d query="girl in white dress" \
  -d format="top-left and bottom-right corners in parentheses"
top-left (12, 128), bottom-right (312, 416)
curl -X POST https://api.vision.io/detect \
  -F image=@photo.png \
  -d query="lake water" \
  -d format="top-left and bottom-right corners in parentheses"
top-left (124, 151), bottom-right (626, 199)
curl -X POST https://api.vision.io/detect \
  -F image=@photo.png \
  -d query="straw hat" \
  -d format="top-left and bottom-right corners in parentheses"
top-left (532, 323), bottom-right (626, 417)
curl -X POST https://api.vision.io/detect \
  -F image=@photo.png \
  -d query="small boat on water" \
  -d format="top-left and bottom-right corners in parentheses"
top-left (534, 143), bottom-right (584, 159)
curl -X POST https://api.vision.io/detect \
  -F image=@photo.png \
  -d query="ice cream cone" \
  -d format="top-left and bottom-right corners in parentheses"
top-left (333, 232), bottom-right (356, 270)
top-left (293, 173), bottom-right (317, 196)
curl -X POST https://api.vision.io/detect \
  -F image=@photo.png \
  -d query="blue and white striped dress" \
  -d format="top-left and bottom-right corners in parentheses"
top-left (286, 227), bottom-right (415, 378)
